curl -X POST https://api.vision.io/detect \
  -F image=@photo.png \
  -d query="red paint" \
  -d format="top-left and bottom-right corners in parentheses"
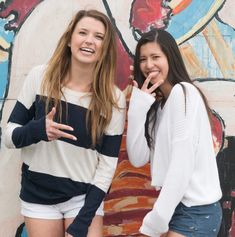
top-left (115, 37), bottom-right (133, 91)
top-left (1, 0), bottom-right (42, 28)
top-left (131, 0), bottom-right (170, 31)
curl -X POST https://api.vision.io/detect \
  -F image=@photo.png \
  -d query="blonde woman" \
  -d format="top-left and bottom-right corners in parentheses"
top-left (4, 10), bottom-right (126, 237)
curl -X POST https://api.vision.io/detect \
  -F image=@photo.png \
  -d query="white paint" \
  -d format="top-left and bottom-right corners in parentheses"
top-left (218, 0), bottom-right (235, 29)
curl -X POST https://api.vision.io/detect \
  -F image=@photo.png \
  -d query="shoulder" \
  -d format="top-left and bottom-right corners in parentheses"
top-left (171, 82), bottom-right (200, 99)
top-left (26, 64), bottom-right (48, 89)
top-left (167, 82), bottom-right (201, 113)
top-left (26, 64), bottom-right (47, 83)
top-left (28, 64), bottom-right (47, 76)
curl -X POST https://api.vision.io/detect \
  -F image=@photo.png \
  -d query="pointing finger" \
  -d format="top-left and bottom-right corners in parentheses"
top-left (53, 122), bottom-right (74, 131)
top-left (47, 107), bottom-right (56, 120)
top-left (132, 80), bottom-right (138, 88)
top-left (148, 80), bottom-right (164, 93)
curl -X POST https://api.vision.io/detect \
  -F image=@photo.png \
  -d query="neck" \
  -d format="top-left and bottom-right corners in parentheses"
top-left (65, 61), bottom-right (94, 92)
top-left (160, 81), bottom-right (173, 100)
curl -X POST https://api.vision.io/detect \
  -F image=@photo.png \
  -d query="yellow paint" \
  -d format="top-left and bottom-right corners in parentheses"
top-left (168, 0), bottom-right (185, 9)
top-left (202, 19), bottom-right (235, 78)
top-left (113, 196), bottom-right (138, 210)
top-left (0, 49), bottom-right (8, 62)
top-left (107, 226), bottom-right (123, 235)
top-left (180, 43), bottom-right (208, 78)
top-left (0, 36), bottom-right (10, 50)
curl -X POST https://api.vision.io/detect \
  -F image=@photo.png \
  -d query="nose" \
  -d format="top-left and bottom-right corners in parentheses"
top-left (146, 58), bottom-right (154, 70)
top-left (84, 34), bottom-right (94, 45)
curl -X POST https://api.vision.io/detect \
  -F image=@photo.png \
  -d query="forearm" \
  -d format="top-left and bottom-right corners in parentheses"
top-left (127, 87), bottom-right (154, 167)
top-left (11, 116), bottom-right (48, 148)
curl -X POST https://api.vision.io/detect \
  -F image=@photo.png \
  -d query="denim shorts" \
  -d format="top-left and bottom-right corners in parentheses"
top-left (169, 201), bottom-right (222, 237)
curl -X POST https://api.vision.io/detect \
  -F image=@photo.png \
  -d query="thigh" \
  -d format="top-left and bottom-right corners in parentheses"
top-left (166, 231), bottom-right (186, 237)
top-left (25, 217), bottom-right (64, 237)
top-left (64, 215), bottom-right (103, 237)
top-left (87, 215), bottom-right (103, 237)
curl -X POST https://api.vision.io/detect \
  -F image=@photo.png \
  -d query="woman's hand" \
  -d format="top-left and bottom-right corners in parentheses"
top-left (46, 107), bottom-right (77, 141)
top-left (128, 66), bottom-right (163, 97)
top-left (65, 234), bottom-right (73, 237)
top-left (140, 72), bottom-right (163, 97)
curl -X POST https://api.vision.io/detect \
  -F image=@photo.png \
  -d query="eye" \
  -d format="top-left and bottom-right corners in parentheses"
top-left (95, 34), bottom-right (104, 40)
top-left (139, 58), bottom-right (146, 62)
top-left (78, 31), bottom-right (86, 35)
top-left (152, 55), bottom-right (160, 59)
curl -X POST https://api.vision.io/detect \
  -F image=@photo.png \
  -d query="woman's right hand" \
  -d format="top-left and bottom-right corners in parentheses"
top-left (46, 107), bottom-right (77, 141)
top-left (129, 65), bottom-right (163, 97)
top-left (140, 72), bottom-right (164, 97)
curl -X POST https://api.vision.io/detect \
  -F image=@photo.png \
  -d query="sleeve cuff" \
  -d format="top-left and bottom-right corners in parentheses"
top-left (141, 209), bottom-right (169, 236)
top-left (130, 87), bottom-right (155, 111)
top-left (66, 185), bottom-right (105, 237)
top-left (139, 225), bottom-right (161, 237)
top-left (31, 116), bottom-right (48, 142)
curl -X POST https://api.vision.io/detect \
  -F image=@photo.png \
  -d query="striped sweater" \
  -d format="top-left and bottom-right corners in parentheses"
top-left (4, 65), bottom-right (126, 237)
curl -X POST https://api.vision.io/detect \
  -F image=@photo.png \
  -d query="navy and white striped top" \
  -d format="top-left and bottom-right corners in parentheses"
top-left (4, 65), bottom-right (126, 237)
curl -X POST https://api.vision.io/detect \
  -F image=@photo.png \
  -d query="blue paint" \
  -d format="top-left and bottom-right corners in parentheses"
top-left (216, 19), bottom-right (235, 55)
top-left (186, 18), bottom-right (235, 78)
top-left (167, 0), bottom-right (223, 41)
top-left (0, 17), bottom-right (15, 106)
top-left (21, 226), bottom-right (28, 237)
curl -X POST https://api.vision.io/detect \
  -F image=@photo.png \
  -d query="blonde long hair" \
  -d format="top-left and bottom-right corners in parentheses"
top-left (41, 9), bottom-right (118, 145)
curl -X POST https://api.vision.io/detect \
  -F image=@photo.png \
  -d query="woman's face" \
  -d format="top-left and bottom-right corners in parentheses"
top-left (139, 42), bottom-right (169, 85)
top-left (69, 16), bottom-right (106, 67)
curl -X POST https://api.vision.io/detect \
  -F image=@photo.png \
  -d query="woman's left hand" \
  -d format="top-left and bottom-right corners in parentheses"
top-left (65, 233), bottom-right (73, 237)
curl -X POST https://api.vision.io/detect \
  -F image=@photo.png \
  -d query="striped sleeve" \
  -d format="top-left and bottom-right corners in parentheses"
top-left (4, 65), bottom-right (48, 148)
top-left (67, 88), bottom-right (126, 237)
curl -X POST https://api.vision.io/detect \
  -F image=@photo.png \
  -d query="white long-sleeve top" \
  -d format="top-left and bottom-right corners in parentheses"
top-left (127, 83), bottom-right (222, 237)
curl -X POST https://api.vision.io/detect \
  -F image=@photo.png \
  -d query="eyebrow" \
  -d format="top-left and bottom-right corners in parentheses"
top-left (79, 27), bottom-right (105, 36)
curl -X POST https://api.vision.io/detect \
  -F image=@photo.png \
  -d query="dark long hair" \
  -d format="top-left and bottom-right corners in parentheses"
top-left (133, 29), bottom-right (212, 148)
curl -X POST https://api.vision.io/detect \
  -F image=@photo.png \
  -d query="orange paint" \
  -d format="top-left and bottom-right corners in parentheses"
top-left (172, 0), bottom-right (192, 15)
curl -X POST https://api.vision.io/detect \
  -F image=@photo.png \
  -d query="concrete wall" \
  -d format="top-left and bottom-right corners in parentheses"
top-left (0, 0), bottom-right (235, 236)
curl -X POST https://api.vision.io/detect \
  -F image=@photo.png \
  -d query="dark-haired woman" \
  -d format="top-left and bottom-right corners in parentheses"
top-left (126, 29), bottom-right (222, 237)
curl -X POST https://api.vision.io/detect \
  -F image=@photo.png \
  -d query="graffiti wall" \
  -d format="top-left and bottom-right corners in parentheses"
top-left (0, 0), bottom-right (235, 236)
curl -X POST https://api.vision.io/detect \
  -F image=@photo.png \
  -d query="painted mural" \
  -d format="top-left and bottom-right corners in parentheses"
top-left (0, 0), bottom-right (235, 236)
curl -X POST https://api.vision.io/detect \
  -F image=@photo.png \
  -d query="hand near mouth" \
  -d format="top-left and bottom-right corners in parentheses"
top-left (141, 72), bottom-right (163, 97)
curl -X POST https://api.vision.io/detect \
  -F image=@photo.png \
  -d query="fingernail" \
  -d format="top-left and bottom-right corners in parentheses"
top-left (70, 127), bottom-right (74, 131)
top-left (73, 137), bottom-right (77, 141)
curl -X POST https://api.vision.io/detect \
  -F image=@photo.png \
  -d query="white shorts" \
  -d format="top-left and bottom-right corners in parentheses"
top-left (21, 195), bottom-right (104, 219)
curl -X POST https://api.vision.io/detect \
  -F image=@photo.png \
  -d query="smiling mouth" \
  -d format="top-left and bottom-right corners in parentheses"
top-left (146, 71), bottom-right (160, 76)
top-left (80, 47), bottom-right (95, 54)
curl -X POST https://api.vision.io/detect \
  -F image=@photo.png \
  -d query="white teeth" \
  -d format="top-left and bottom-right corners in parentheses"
top-left (147, 71), bottom-right (159, 76)
top-left (80, 47), bottom-right (95, 53)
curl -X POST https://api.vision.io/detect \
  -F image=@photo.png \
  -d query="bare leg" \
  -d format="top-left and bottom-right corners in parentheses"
top-left (64, 215), bottom-right (103, 237)
top-left (166, 230), bottom-right (186, 237)
top-left (25, 217), bottom-right (64, 237)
